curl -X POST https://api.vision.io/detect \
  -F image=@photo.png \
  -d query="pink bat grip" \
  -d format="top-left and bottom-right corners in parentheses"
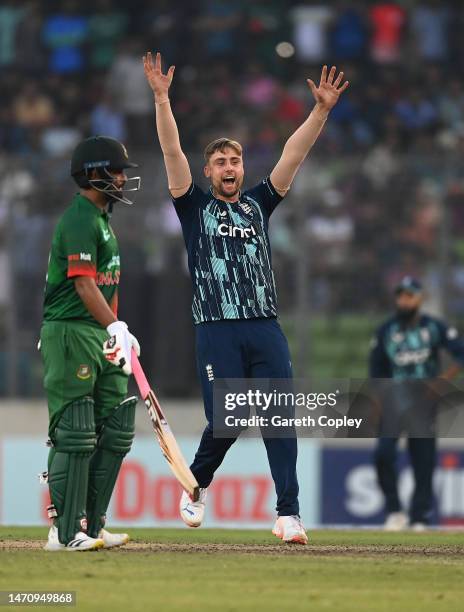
top-left (131, 348), bottom-right (151, 399)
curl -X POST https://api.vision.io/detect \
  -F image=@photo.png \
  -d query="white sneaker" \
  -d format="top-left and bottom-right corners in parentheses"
top-left (410, 522), bottom-right (428, 532)
top-left (98, 528), bottom-right (129, 548)
top-left (272, 515), bottom-right (308, 544)
top-left (179, 488), bottom-right (207, 528)
top-left (44, 525), bottom-right (104, 551)
top-left (383, 512), bottom-right (408, 531)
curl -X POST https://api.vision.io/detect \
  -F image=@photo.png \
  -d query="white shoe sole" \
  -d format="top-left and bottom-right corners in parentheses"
top-left (181, 514), bottom-right (202, 528)
top-left (102, 535), bottom-right (130, 549)
top-left (272, 529), bottom-right (308, 545)
top-left (66, 539), bottom-right (104, 551)
top-left (44, 539), bottom-right (104, 552)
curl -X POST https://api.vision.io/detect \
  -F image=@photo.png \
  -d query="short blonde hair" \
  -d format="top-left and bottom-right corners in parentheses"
top-left (203, 138), bottom-right (242, 163)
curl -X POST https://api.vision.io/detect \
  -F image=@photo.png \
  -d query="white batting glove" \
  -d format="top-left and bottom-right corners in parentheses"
top-left (103, 321), bottom-right (140, 376)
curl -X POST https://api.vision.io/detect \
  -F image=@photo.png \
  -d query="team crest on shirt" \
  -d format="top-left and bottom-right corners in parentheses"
top-left (239, 200), bottom-right (253, 215)
top-left (77, 364), bottom-right (91, 380)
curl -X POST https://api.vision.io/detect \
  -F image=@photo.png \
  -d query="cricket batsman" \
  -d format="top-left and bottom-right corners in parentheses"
top-left (370, 277), bottom-right (464, 530)
top-left (143, 51), bottom-right (348, 543)
top-left (40, 136), bottom-right (141, 551)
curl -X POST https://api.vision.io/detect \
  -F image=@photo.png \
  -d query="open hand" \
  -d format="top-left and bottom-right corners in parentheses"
top-left (307, 66), bottom-right (349, 113)
top-left (143, 51), bottom-right (175, 101)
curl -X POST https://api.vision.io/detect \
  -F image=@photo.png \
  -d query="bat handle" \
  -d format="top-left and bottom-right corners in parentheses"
top-left (131, 348), bottom-right (151, 399)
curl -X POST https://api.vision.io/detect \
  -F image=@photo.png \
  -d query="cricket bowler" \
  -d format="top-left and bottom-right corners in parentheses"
top-left (40, 136), bottom-right (141, 550)
top-left (143, 51), bottom-right (348, 543)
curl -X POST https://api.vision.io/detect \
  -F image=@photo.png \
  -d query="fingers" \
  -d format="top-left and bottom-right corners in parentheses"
top-left (327, 66), bottom-right (336, 85)
top-left (316, 64), bottom-right (349, 93)
top-left (143, 51), bottom-right (154, 74)
top-left (306, 79), bottom-right (318, 99)
top-left (155, 51), bottom-right (161, 71)
top-left (333, 71), bottom-right (344, 89)
top-left (167, 65), bottom-right (175, 81)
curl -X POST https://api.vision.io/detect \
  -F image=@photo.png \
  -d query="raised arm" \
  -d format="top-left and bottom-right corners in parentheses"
top-left (143, 51), bottom-right (192, 198)
top-left (270, 66), bottom-right (349, 196)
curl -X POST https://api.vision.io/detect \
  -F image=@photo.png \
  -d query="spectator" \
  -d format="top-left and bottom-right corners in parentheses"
top-left (290, 3), bottom-right (333, 62)
top-left (15, 1), bottom-right (46, 74)
top-left (196, 0), bottom-right (243, 59)
top-left (330, 1), bottom-right (367, 60)
top-left (438, 80), bottom-right (464, 130)
top-left (394, 89), bottom-right (438, 132)
top-left (241, 62), bottom-right (278, 109)
top-left (140, 0), bottom-right (197, 67)
top-left (88, 0), bottom-right (128, 70)
top-left (369, 2), bottom-right (406, 63)
top-left (13, 82), bottom-right (54, 150)
top-left (245, 0), bottom-right (287, 69)
top-left (0, 0), bottom-right (25, 68)
top-left (306, 191), bottom-right (354, 269)
top-left (411, 1), bottom-right (451, 62)
top-left (106, 40), bottom-right (154, 146)
top-left (42, 0), bottom-right (88, 74)
top-left (90, 93), bottom-right (127, 142)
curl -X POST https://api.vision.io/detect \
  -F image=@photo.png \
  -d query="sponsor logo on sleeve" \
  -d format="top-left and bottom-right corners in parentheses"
top-left (68, 252), bottom-right (92, 262)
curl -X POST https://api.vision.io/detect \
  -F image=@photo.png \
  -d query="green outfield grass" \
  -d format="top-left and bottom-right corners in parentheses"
top-left (1, 527), bottom-right (464, 612)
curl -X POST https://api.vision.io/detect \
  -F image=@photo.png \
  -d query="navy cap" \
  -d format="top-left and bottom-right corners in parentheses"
top-left (394, 276), bottom-right (423, 295)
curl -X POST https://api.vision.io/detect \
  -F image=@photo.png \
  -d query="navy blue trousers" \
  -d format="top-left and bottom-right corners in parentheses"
top-left (374, 437), bottom-right (436, 523)
top-left (191, 318), bottom-right (299, 516)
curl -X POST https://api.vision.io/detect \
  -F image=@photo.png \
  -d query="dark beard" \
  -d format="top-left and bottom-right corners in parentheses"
top-left (396, 307), bottom-right (418, 324)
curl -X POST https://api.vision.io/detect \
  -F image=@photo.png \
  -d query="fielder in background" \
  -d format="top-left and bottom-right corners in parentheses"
top-left (40, 136), bottom-right (141, 551)
top-left (143, 51), bottom-right (348, 544)
top-left (369, 277), bottom-right (464, 531)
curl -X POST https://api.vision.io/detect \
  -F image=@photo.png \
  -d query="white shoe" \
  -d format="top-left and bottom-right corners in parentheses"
top-left (44, 525), bottom-right (104, 551)
top-left (98, 528), bottom-right (129, 548)
top-left (383, 512), bottom-right (408, 531)
top-left (410, 522), bottom-right (428, 532)
top-left (180, 488), bottom-right (207, 528)
top-left (272, 515), bottom-right (308, 544)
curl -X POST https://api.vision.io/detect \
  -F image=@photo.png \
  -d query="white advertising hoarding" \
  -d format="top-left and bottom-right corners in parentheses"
top-left (0, 437), bottom-right (319, 528)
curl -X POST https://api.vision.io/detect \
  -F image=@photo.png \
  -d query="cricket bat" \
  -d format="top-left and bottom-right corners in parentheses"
top-left (131, 348), bottom-right (200, 502)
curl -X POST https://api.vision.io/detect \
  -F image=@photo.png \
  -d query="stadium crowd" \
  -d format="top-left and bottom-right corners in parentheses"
top-left (3, 0), bottom-right (464, 394)
top-left (1, 0), bottom-right (464, 156)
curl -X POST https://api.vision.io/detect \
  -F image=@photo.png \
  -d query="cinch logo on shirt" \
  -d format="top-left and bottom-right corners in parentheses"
top-left (393, 348), bottom-right (431, 366)
top-left (218, 223), bottom-right (257, 239)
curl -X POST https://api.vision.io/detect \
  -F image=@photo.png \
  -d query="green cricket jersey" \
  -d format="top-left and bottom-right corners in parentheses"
top-left (43, 194), bottom-right (120, 325)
